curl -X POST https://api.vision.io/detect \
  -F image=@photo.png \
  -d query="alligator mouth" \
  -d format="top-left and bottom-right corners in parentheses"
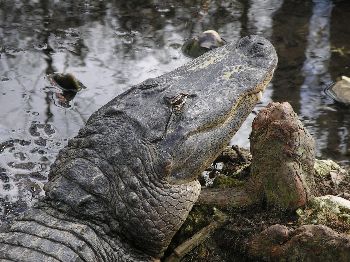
top-left (167, 81), bottom-right (274, 185)
top-left (252, 69), bottom-right (276, 99)
top-left (185, 67), bottom-right (275, 140)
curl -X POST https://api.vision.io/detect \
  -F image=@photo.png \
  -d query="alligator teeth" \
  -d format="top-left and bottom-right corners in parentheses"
top-left (257, 91), bottom-right (263, 101)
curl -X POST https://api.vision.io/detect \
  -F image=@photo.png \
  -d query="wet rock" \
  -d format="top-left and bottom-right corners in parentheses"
top-left (0, 140), bottom-right (14, 153)
top-left (1, 76), bottom-right (10, 82)
top-left (0, 140), bottom-right (29, 153)
top-left (248, 224), bottom-right (350, 262)
top-left (325, 76), bottom-right (350, 105)
top-left (182, 30), bottom-right (225, 58)
top-left (16, 139), bottom-right (31, 146)
top-left (2, 184), bottom-right (11, 190)
top-left (13, 152), bottom-right (26, 161)
top-left (248, 102), bottom-right (316, 210)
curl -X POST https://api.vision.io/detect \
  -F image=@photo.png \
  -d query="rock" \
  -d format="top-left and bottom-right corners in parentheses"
top-left (248, 224), bottom-right (350, 262)
top-left (182, 30), bottom-right (225, 58)
top-left (324, 76), bottom-right (350, 105)
top-left (248, 224), bottom-right (290, 260)
top-left (248, 102), bottom-right (316, 210)
top-left (297, 195), bottom-right (350, 231)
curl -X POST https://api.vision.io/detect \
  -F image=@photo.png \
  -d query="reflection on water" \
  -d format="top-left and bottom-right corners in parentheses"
top-left (232, 0), bottom-right (283, 146)
top-left (0, 0), bottom-right (350, 220)
top-left (300, 0), bottom-right (332, 117)
top-left (300, 0), bottom-right (333, 154)
top-left (248, 0), bottom-right (283, 37)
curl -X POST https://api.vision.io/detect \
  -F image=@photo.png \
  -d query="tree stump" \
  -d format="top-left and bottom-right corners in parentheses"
top-left (248, 102), bottom-right (316, 210)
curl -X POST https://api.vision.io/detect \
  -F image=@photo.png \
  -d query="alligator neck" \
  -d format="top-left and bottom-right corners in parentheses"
top-left (10, 200), bottom-right (155, 261)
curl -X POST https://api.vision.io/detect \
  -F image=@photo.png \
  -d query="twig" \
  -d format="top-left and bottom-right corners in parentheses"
top-left (164, 209), bottom-right (228, 262)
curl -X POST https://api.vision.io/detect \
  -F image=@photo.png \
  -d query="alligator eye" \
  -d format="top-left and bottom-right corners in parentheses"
top-left (166, 93), bottom-right (189, 112)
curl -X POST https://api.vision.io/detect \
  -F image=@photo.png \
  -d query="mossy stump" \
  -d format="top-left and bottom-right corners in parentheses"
top-left (248, 102), bottom-right (316, 210)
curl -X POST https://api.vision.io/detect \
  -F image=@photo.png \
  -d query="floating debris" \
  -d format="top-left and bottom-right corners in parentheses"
top-left (182, 30), bottom-right (225, 58)
top-left (54, 90), bottom-right (77, 108)
top-left (48, 73), bottom-right (87, 92)
top-left (47, 73), bottom-right (87, 108)
top-left (324, 76), bottom-right (350, 105)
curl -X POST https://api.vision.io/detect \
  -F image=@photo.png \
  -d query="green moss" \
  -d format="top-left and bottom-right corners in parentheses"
top-left (314, 159), bottom-right (342, 177)
top-left (297, 195), bottom-right (350, 232)
top-left (212, 174), bottom-right (244, 189)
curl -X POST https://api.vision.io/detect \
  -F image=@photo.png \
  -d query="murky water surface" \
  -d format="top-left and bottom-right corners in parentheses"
top-left (0, 0), bottom-right (350, 220)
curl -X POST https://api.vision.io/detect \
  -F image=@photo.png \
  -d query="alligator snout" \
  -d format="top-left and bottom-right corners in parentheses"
top-left (236, 35), bottom-right (274, 59)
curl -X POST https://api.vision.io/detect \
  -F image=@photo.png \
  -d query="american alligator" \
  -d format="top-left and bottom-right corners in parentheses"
top-left (0, 35), bottom-right (277, 261)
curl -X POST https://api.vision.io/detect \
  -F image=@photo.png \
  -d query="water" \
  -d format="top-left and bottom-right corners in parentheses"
top-left (0, 0), bottom-right (349, 220)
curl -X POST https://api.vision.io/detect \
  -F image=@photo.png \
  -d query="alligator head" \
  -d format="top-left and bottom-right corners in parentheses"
top-left (103, 35), bottom-right (278, 184)
top-left (44, 35), bottom-right (277, 260)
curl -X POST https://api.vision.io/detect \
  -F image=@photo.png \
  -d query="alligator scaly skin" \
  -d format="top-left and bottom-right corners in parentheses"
top-left (0, 36), bottom-right (277, 262)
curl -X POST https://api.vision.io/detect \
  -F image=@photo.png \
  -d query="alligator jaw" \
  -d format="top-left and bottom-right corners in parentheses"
top-left (160, 35), bottom-right (278, 184)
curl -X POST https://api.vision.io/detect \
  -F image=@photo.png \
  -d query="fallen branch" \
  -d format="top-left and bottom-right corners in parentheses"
top-left (164, 209), bottom-right (228, 262)
top-left (197, 186), bottom-right (254, 209)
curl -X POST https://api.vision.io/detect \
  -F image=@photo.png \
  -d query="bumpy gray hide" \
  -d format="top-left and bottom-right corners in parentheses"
top-left (0, 35), bottom-right (277, 262)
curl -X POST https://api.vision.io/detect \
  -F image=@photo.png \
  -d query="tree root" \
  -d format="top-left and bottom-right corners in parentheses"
top-left (197, 186), bottom-right (254, 209)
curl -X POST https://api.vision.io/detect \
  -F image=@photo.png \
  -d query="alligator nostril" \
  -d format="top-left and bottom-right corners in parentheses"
top-left (257, 42), bottom-right (264, 46)
top-left (236, 36), bottom-right (253, 49)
